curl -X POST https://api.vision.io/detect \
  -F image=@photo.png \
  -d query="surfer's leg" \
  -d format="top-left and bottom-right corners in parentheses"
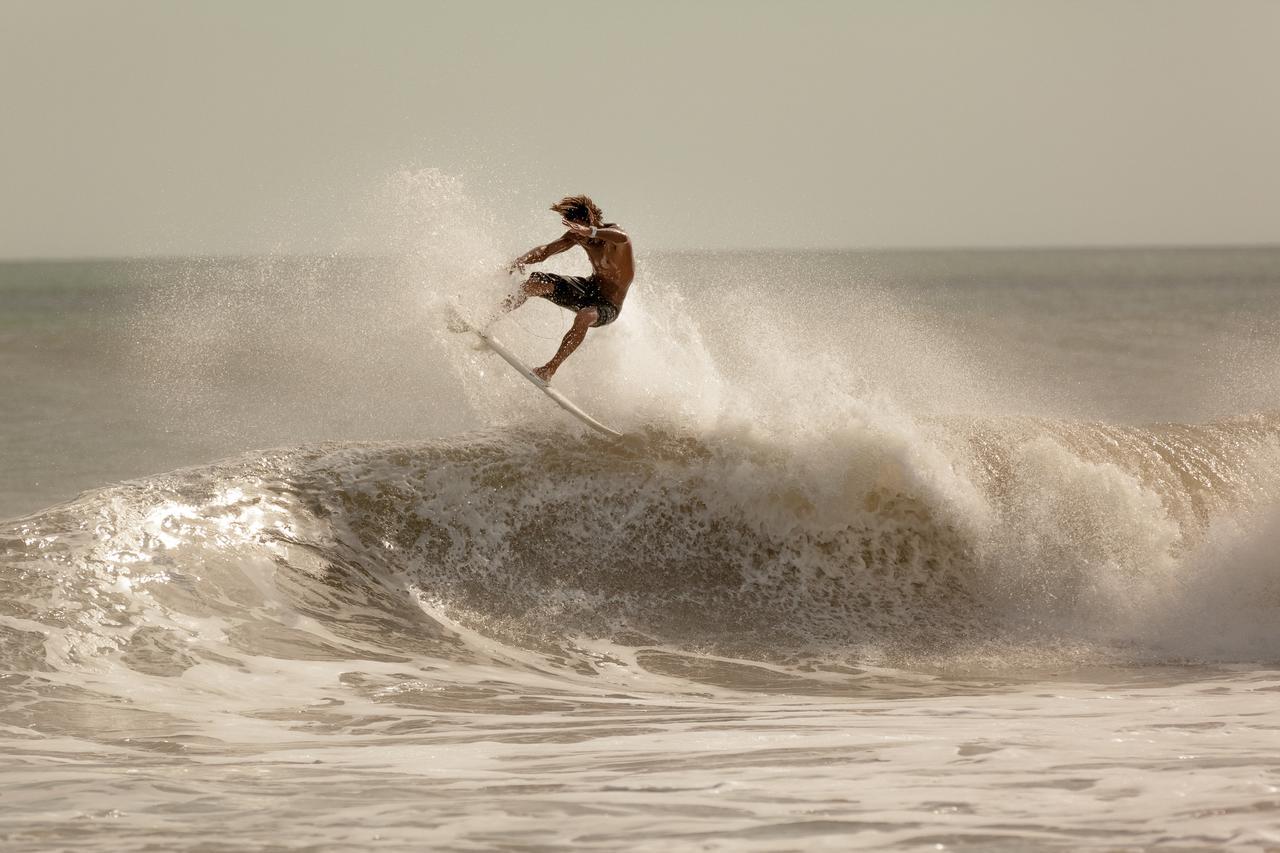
top-left (485, 278), bottom-right (554, 329)
top-left (501, 278), bottom-right (553, 313)
top-left (533, 307), bottom-right (598, 383)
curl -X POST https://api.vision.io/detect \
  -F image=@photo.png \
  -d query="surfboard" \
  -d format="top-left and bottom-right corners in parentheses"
top-left (449, 306), bottom-right (623, 438)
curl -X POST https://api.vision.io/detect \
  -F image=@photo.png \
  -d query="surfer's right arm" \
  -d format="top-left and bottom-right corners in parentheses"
top-left (508, 232), bottom-right (575, 275)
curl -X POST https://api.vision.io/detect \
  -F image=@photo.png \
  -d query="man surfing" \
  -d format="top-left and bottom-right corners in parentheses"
top-left (494, 195), bottom-right (634, 382)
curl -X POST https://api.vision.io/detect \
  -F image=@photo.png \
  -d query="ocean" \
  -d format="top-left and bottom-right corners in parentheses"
top-left (4, 245), bottom-right (1280, 850)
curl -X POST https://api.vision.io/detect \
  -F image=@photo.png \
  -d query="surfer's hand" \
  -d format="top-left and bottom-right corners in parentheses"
top-left (506, 260), bottom-right (525, 275)
top-left (561, 218), bottom-right (592, 238)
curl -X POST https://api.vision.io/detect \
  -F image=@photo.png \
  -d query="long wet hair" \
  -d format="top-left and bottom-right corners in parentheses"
top-left (550, 195), bottom-right (604, 227)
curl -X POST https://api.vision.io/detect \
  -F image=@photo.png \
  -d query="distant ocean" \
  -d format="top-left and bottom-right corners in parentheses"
top-left (4, 247), bottom-right (1280, 850)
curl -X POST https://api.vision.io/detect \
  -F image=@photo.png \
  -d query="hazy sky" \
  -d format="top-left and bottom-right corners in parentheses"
top-left (3, 0), bottom-right (1278, 257)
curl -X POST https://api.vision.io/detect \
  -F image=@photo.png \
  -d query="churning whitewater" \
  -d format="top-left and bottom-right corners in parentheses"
top-left (7, 411), bottom-right (1280, 677)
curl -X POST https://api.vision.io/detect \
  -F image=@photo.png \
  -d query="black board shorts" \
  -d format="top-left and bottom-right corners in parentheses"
top-left (529, 272), bottom-right (620, 327)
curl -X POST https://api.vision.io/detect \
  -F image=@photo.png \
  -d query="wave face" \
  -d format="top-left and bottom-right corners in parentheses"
top-left (5, 412), bottom-right (1280, 685)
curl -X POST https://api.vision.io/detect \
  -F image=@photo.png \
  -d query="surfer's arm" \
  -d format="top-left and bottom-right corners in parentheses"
top-left (562, 219), bottom-right (628, 244)
top-left (511, 234), bottom-right (575, 272)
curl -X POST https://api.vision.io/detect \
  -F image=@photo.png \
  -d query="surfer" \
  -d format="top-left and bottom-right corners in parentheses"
top-left (496, 195), bottom-right (634, 382)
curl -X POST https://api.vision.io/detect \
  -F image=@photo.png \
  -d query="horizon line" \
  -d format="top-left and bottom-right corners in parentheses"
top-left (2, 241), bottom-right (1280, 264)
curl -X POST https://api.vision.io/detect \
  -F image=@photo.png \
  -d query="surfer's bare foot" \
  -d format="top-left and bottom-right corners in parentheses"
top-left (532, 365), bottom-right (554, 383)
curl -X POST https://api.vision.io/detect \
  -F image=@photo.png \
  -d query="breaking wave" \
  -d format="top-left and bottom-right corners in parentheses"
top-left (5, 413), bottom-right (1280, 686)
top-left (7, 171), bottom-right (1280, 699)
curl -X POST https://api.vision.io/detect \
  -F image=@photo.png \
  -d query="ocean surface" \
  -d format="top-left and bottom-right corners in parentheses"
top-left (4, 245), bottom-right (1280, 850)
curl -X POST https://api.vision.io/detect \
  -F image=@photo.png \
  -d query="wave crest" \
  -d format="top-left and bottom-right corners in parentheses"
top-left (4, 414), bottom-right (1280, 673)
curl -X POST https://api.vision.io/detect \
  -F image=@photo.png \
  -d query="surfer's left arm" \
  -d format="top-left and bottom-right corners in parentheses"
top-left (562, 219), bottom-right (628, 244)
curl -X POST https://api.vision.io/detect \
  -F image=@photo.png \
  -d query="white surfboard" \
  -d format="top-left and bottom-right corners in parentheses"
top-left (449, 306), bottom-right (623, 438)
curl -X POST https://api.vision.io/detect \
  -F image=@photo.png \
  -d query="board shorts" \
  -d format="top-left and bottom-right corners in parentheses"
top-left (529, 272), bottom-right (620, 327)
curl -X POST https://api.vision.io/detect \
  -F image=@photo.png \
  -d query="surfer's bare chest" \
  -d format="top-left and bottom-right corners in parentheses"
top-left (580, 238), bottom-right (635, 295)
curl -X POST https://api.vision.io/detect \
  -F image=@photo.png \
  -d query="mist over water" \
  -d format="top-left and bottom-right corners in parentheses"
top-left (6, 173), bottom-right (1280, 849)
